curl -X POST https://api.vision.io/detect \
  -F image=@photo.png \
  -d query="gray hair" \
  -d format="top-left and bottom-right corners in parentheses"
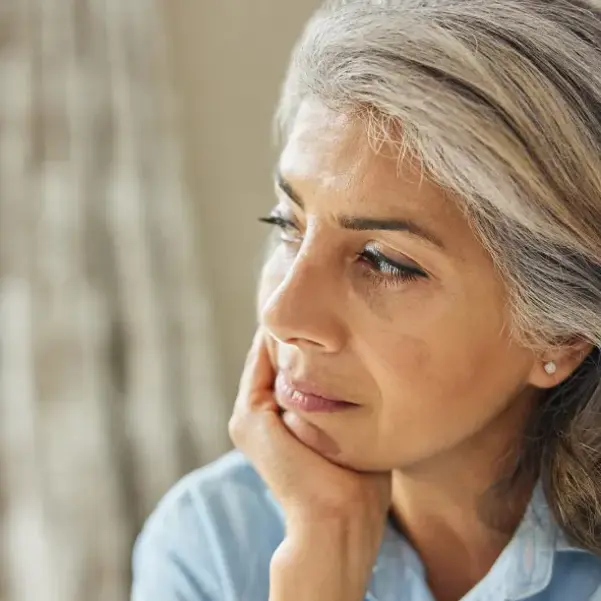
top-left (276, 0), bottom-right (601, 552)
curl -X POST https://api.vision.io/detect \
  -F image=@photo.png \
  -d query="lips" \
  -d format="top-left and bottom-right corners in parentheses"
top-left (274, 371), bottom-right (358, 413)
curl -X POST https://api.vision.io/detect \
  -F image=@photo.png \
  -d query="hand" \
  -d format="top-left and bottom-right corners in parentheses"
top-left (228, 328), bottom-right (392, 601)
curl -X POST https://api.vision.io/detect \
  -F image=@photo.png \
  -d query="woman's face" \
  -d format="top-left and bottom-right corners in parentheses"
top-left (258, 99), bottom-right (543, 472)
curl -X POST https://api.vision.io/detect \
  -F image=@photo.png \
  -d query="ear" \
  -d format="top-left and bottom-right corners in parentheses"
top-left (528, 338), bottom-right (594, 389)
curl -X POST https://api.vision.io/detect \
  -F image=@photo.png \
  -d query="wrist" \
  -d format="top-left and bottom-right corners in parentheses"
top-left (285, 511), bottom-right (386, 557)
top-left (269, 520), bottom-right (382, 601)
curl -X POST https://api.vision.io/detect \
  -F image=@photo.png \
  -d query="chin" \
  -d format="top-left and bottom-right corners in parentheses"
top-left (326, 449), bottom-right (391, 473)
top-left (327, 441), bottom-right (427, 473)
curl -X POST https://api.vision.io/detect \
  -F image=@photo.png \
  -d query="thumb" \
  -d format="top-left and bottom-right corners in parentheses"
top-left (237, 328), bottom-right (276, 406)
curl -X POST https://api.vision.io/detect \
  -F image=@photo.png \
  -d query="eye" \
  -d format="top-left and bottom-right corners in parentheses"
top-left (358, 245), bottom-right (427, 287)
top-left (258, 212), bottom-right (302, 243)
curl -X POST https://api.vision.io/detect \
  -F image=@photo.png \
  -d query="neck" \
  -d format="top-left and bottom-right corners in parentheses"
top-left (390, 394), bottom-right (538, 601)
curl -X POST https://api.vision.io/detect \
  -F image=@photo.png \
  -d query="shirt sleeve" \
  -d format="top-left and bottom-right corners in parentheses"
top-left (130, 485), bottom-right (219, 601)
top-left (590, 587), bottom-right (601, 601)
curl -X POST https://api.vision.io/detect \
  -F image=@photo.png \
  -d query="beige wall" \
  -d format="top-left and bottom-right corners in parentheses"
top-left (163, 2), bottom-right (322, 400)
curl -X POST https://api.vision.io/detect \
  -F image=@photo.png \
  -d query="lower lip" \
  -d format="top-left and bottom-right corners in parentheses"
top-left (275, 374), bottom-right (357, 413)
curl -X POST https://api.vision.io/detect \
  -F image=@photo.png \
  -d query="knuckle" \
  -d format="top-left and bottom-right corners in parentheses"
top-left (227, 411), bottom-right (248, 447)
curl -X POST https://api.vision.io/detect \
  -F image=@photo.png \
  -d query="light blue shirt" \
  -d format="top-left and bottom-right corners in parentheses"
top-left (131, 450), bottom-right (601, 601)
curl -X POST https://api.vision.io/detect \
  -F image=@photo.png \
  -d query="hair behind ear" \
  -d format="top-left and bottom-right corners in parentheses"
top-left (526, 346), bottom-right (601, 553)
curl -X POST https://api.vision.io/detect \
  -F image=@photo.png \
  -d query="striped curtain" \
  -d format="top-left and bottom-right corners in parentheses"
top-left (0, 1), bottom-right (229, 600)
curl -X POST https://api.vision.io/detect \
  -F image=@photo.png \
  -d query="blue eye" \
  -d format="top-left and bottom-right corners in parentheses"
top-left (359, 247), bottom-right (427, 285)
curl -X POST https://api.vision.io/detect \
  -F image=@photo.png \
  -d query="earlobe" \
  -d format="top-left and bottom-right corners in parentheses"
top-left (529, 339), bottom-right (594, 389)
top-left (543, 361), bottom-right (557, 375)
top-left (528, 361), bottom-right (562, 389)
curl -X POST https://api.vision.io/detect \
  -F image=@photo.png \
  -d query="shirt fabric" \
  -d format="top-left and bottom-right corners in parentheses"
top-left (131, 450), bottom-right (601, 601)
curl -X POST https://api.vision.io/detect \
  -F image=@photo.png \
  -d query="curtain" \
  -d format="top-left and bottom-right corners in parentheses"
top-left (0, 1), bottom-right (230, 600)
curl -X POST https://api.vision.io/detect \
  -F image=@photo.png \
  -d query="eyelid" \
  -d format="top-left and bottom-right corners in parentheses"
top-left (274, 193), bottom-right (307, 220)
top-left (271, 206), bottom-right (298, 224)
top-left (364, 241), bottom-right (425, 273)
top-left (260, 208), bottom-right (303, 243)
top-left (272, 203), bottom-right (306, 229)
top-left (266, 206), bottom-right (430, 276)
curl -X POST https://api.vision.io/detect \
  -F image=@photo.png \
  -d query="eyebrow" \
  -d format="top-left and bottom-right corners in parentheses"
top-left (274, 171), bottom-right (445, 250)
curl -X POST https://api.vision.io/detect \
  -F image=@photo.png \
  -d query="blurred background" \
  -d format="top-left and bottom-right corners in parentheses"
top-left (0, 1), bottom-right (321, 600)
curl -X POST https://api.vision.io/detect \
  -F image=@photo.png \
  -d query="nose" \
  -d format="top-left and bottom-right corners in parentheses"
top-left (260, 250), bottom-right (346, 354)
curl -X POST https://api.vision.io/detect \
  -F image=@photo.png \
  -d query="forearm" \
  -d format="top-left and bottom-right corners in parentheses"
top-left (269, 522), bottom-right (380, 601)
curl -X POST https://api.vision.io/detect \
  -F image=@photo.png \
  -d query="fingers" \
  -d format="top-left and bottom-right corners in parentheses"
top-left (230, 330), bottom-right (334, 512)
top-left (282, 411), bottom-right (340, 457)
top-left (236, 328), bottom-right (276, 410)
top-left (231, 411), bottom-right (330, 516)
top-left (229, 329), bottom-right (393, 527)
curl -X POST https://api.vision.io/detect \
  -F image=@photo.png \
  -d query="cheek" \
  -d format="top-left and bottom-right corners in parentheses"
top-left (371, 326), bottom-right (525, 452)
top-left (367, 328), bottom-right (501, 430)
top-left (369, 332), bottom-right (435, 401)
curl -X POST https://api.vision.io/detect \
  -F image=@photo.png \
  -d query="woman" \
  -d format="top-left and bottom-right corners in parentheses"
top-left (131, 1), bottom-right (601, 600)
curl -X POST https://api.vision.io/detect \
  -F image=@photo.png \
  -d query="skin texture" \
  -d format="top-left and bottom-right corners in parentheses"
top-left (229, 331), bottom-right (391, 601)
top-left (260, 99), bottom-right (560, 471)
top-left (232, 99), bottom-right (590, 601)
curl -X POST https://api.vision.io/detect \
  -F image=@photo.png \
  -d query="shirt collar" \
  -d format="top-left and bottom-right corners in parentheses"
top-left (369, 482), bottom-right (589, 601)
top-left (264, 480), bottom-right (587, 601)
top-left (500, 482), bottom-right (559, 600)
top-left (505, 481), bottom-right (596, 599)
top-left (367, 517), bottom-right (426, 601)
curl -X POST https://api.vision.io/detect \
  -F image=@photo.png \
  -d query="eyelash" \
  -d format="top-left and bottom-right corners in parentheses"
top-left (358, 247), bottom-right (424, 286)
top-left (258, 215), bottom-right (301, 241)
top-left (258, 213), bottom-right (428, 286)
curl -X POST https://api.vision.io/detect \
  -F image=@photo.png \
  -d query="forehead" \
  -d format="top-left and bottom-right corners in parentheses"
top-left (278, 99), bottom-right (453, 217)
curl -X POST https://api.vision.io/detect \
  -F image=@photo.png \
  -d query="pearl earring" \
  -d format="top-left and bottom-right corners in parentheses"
top-left (544, 361), bottom-right (557, 375)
